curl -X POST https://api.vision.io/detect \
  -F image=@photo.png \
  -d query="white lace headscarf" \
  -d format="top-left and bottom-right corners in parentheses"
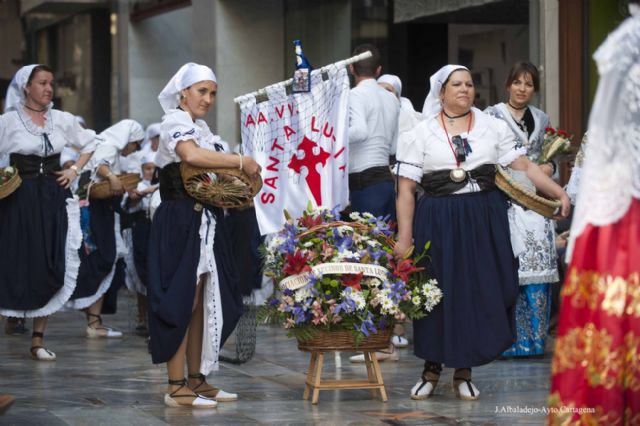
top-left (5, 64), bottom-right (48, 112)
top-left (421, 64), bottom-right (469, 119)
top-left (157, 63), bottom-right (217, 113)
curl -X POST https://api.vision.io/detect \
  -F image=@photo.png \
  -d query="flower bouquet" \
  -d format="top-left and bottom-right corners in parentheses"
top-left (0, 166), bottom-right (22, 200)
top-left (538, 127), bottom-right (573, 164)
top-left (260, 204), bottom-right (442, 349)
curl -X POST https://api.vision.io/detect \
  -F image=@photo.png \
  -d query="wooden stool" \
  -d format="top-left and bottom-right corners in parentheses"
top-left (302, 350), bottom-right (388, 404)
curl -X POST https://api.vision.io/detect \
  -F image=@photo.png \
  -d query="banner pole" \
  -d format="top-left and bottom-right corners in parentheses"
top-left (233, 51), bottom-right (372, 104)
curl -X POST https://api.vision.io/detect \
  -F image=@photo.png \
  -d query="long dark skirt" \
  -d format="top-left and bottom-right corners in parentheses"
top-left (131, 214), bottom-right (151, 288)
top-left (0, 176), bottom-right (79, 316)
top-left (226, 207), bottom-right (264, 296)
top-left (68, 197), bottom-right (117, 308)
top-left (412, 190), bottom-right (518, 368)
top-left (147, 199), bottom-right (243, 364)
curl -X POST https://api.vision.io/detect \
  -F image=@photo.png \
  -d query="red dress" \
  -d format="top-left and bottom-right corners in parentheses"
top-left (548, 198), bottom-right (640, 425)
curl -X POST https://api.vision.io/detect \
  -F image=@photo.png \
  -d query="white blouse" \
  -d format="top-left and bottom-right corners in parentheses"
top-left (155, 109), bottom-right (226, 168)
top-left (394, 107), bottom-right (525, 192)
top-left (0, 107), bottom-right (96, 157)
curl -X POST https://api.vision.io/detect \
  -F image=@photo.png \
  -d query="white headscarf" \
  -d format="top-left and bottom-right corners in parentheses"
top-left (421, 64), bottom-right (469, 119)
top-left (142, 122), bottom-right (161, 148)
top-left (377, 74), bottom-right (402, 97)
top-left (141, 149), bottom-right (156, 165)
top-left (99, 119), bottom-right (145, 150)
top-left (158, 63), bottom-right (217, 113)
top-left (5, 64), bottom-right (41, 112)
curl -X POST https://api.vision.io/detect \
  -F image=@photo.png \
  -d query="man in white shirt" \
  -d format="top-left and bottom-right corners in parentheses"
top-left (348, 44), bottom-right (400, 220)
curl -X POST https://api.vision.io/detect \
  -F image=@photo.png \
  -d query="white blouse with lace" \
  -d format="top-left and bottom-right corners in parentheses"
top-left (394, 107), bottom-right (525, 193)
top-left (0, 106), bottom-right (96, 157)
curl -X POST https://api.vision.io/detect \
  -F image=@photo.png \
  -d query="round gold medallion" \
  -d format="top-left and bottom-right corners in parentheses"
top-left (193, 202), bottom-right (203, 212)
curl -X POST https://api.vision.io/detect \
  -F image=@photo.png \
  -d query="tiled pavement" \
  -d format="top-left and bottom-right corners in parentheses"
top-left (0, 291), bottom-right (551, 425)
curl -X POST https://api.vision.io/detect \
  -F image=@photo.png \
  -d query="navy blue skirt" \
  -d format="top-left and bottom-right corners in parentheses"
top-left (131, 214), bottom-right (151, 288)
top-left (147, 199), bottom-right (243, 364)
top-left (412, 190), bottom-right (518, 368)
top-left (0, 177), bottom-right (70, 312)
top-left (70, 197), bottom-right (117, 303)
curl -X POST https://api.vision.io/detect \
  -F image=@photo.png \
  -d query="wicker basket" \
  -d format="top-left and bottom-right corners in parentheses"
top-left (495, 165), bottom-right (561, 218)
top-left (297, 327), bottom-right (393, 352)
top-left (298, 221), bottom-right (396, 248)
top-left (0, 170), bottom-right (22, 200)
top-left (180, 163), bottom-right (262, 209)
top-left (89, 173), bottom-right (141, 199)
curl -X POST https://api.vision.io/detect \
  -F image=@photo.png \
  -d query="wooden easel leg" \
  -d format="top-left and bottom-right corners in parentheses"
top-left (371, 355), bottom-right (388, 402)
top-left (303, 351), bottom-right (318, 400)
top-left (363, 352), bottom-right (378, 398)
top-left (312, 352), bottom-right (324, 404)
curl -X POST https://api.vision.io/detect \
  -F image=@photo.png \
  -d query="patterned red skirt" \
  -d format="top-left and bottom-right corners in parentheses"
top-left (548, 198), bottom-right (640, 425)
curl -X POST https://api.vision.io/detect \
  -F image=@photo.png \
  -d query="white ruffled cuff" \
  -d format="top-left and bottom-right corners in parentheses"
top-left (499, 147), bottom-right (527, 167)
top-left (392, 162), bottom-right (423, 183)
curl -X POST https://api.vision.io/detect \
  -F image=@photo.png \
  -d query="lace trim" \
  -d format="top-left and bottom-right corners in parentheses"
top-left (14, 103), bottom-right (54, 137)
top-left (65, 213), bottom-right (122, 310)
top-left (197, 210), bottom-right (223, 375)
top-left (498, 146), bottom-right (527, 167)
top-left (391, 162), bottom-right (422, 183)
top-left (0, 198), bottom-right (82, 318)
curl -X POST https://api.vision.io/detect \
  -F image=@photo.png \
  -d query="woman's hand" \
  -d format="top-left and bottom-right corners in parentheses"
top-left (108, 174), bottom-right (124, 195)
top-left (55, 168), bottom-right (78, 189)
top-left (393, 238), bottom-right (412, 260)
top-left (555, 193), bottom-right (571, 219)
top-left (242, 156), bottom-right (262, 176)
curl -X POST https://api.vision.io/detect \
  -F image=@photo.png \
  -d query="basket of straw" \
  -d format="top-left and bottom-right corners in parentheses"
top-left (180, 164), bottom-right (262, 209)
top-left (297, 327), bottom-right (393, 352)
top-left (89, 173), bottom-right (141, 199)
top-left (0, 166), bottom-right (22, 200)
top-left (495, 165), bottom-right (561, 218)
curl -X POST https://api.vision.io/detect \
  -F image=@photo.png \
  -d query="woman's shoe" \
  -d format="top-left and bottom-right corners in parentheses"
top-left (30, 331), bottom-right (56, 361)
top-left (410, 361), bottom-right (441, 400)
top-left (391, 335), bottom-right (409, 348)
top-left (452, 368), bottom-right (480, 400)
top-left (188, 373), bottom-right (238, 402)
top-left (164, 379), bottom-right (217, 408)
top-left (85, 313), bottom-right (123, 338)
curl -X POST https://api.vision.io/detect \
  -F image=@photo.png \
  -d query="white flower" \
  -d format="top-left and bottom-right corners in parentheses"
top-left (365, 239), bottom-right (381, 247)
top-left (294, 287), bottom-right (312, 303)
top-left (3, 166), bottom-right (14, 174)
top-left (303, 241), bottom-right (314, 247)
top-left (412, 295), bottom-right (422, 306)
top-left (362, 212), bottom-right (374, 219)
top-left (349, 212), bottom-right (363, 221)
top-left (337, 225), bottom-right (354, 234)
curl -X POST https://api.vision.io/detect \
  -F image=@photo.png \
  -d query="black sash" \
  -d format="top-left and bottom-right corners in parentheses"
top-left (421, 164), bottom-right (497, 197)
top-left (10, 153), bottom-right (61, 178)
top-left (349, 165), bottom-right (392, 191)
top-left (158, 162), bottom-right (191, 201)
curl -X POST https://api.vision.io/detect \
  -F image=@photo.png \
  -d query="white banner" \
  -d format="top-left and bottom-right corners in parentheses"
top-left (280, 262), bottom-right (389, 291)
top-left (238, 66), bottom-right (350, 235)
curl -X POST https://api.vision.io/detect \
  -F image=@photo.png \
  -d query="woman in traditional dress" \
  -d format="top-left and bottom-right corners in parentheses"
top-left (148, 62), bottom-right (260, 408)
top-left (0, 64), bottom-right (96, 360)
top-left (66, 119), bottom-right (144, 338)
top-left (394, 65), bottom-right (570, 400)
top-left (548, 3), bottom-right (640, 423)
top-left (122, 149), bottom-right (158, 336)
top-left (484, 62), bottom-right (558, 358)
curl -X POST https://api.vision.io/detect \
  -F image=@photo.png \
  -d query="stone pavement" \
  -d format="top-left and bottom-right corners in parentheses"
top-left (0, 291), bottom-right (551, 425)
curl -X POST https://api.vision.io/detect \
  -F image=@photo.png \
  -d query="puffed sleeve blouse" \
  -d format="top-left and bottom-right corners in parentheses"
top-left (394, 107), bottom-right (526, 192)
top-left (0, 107), bottom-right (96, 156)
top-left (155, 109), bottom-right (226, 168)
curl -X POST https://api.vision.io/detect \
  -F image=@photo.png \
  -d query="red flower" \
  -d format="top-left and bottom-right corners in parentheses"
top-left (283, 250), bottom-right (311, 275)
top-left (390, 258), bottom-right (422, 283)
top-left (545, 127), bottom-right (556, 134)
top-left (298, 214), bottom-right (323, 229)
top-left (341, 272), bottom-right (364, 291)
top-left (557, 130), bottom-right (571, 138)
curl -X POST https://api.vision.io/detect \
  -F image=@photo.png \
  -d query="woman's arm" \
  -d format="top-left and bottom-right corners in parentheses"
top-left (510, 155), bottom-right (571, 217)
top-left (394, 176), bottom-right (417, 258)
top-left (175, 140), bottom-right (261, 176)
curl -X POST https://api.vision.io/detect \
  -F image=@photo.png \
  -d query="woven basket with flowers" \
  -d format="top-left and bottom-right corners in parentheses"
top-left (259, 204), bottom-right (442, 351)
top-left (0, 166), bottom-right (22, 200)
top-left (180, 163), bottom-right (262, 209)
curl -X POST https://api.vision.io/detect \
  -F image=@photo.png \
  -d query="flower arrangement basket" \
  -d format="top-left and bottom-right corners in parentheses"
top-left (89, 173), bottom-right (141, 199)
top-left (495, 165), bottom-right (561, 218)
top-left (0, 167), bottom-right (22, 200)
top-left (180, 163), bottom-right (262, 209)
top-left (297, 327), bottom-right (392, 352)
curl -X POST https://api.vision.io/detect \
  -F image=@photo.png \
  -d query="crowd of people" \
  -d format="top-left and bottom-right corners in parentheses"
top-left (0, 3), bottom-right (638, 422)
